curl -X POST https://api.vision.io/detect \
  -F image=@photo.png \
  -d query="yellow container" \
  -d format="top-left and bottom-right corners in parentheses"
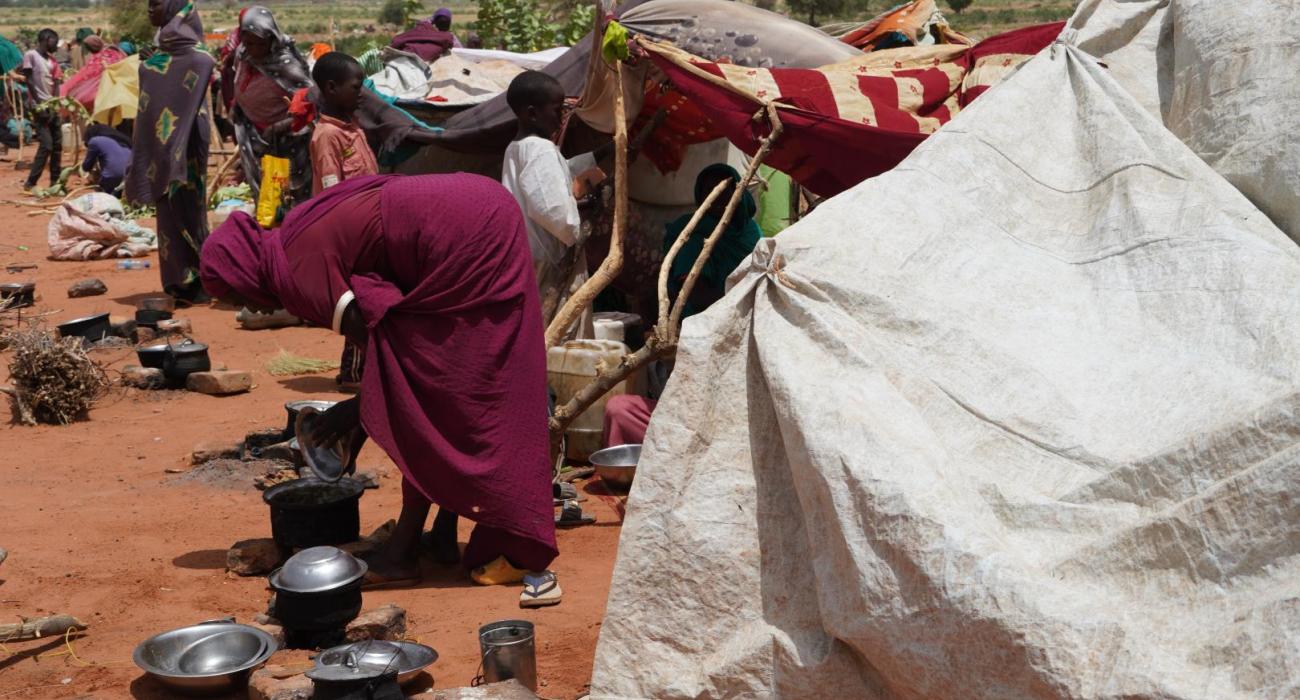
top-left (547, 339), bottom-right (629, 461)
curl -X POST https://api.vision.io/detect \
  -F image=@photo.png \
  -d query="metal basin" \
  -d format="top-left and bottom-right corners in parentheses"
top-left (589, 443), bottom-right (640, 491)
top-left (316, 640), bottom-right (438, 686)
top-left (133, 622), bottom-right (277, 696)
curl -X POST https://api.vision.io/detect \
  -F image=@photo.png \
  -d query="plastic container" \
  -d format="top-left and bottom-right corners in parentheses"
top-left (592, 311), bottom-right (642, 345)
top-left (117, 260), bottom-right (151, 270)
top-left (546, 339), bottom-right (629, 461)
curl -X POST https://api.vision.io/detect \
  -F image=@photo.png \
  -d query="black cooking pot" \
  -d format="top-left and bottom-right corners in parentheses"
top-left (310, 672), bottom-right (404, 700)
top-left (0, 282), bottom-right (35, 308)
top-left (137, 339), bottom-right (210, 383)
top-left (271, 580), bottom-right (364, 633)
top-left (263, 478), bottom-right (365, 552)
top-left (57, 313), bottom-right (111, 345)
top-left (134, 308), bottom-right (173, 328)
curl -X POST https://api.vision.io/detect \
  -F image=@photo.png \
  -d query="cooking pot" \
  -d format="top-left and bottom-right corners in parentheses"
top-left (308, 654), bottom-right (405, 700)
top-left (0, 281), bottom-right (35, 308)
top-left (57, 313), bottom-right (111, 345)
top-left (283, 400), bottom-right (337, 441)
top-left (135, 308), bottom-right (174, 328)
top-left (137, 339), bottom-right (211, 384)
top-left (137, 295), bottom-right (176, 312)
top-left (262, 478), bottom-right (365, 552)
top-left (269, 548), bottom-right (367, 634)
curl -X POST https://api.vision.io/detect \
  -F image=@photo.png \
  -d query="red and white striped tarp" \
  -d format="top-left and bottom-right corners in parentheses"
top-left (636, 21), bottom-right (1064, 196)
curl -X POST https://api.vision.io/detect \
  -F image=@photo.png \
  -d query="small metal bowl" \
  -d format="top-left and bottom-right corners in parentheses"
top-left (137, 295), bottom-right (176, 312)
top-left (589, 443), bottom-right (641, 491)
top-left (315, 640), bottom-right (438, 685)
top-left (269, 545), bottom-right (367, 594)
top-left (133, 621), bottom-right (277, 696)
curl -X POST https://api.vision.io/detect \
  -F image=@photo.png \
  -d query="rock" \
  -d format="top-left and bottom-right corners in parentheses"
top-left (253, 612), bottom-right (279, 626)
top-left (431, 680), bottom-right (538, 699)
top-left (248, 666), bottom-right (313, 700)
top-left (186, 370), bottom-right (252, 396)
top-left (155, 318), bottom-right (192, 335)
top-left (345, 603), bottom-right (406, 642)
top-left (227, 537), bottom-right (281, 576)
top-left (120, 365), bottom-right (165, 390)
top-left (253, 467), bottom-right (299, 491)
top-left (192, 441), bottom-right (243, 465)
top-left (108, 316), bottom-right (136, 338)
top-left (66, 277), bottom-right (107, 298)
top-left (354, 470), bottom-right (381, 490)
top-left (248, 621), bottom-right (285, 649)
top-left (254, 441), bottom-right (298, 463)
top-left (132, 326), bottom-right (157, 344)
top-left (338, 520), bottom-right (396, 559)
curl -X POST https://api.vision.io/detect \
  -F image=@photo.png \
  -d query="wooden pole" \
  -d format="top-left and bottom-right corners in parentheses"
top-left (543, 59), bottom-right (628, 348)
top-left (550, 104), bottom-right (785, 434)
top-left (13, 77), bottom-right (25, 164)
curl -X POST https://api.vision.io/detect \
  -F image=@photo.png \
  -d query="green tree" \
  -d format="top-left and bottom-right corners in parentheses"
top-left (947, 0), bottom-right (974, 13)
top-left (378, 0), bottom-right (406, 27)
top-left (785, 0), bottom-right (870, 26)
top-left (110, 0), bottom-right (155, 44)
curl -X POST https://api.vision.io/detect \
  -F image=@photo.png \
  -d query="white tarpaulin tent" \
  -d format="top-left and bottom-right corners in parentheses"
top-left (1072, 0), bottom-right (1300, 242)
top-left (589, 22), bottom-right (1300, 700)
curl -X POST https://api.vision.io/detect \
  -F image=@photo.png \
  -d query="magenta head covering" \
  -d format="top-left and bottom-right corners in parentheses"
top-left (199, 212), bottom-right (280, 309)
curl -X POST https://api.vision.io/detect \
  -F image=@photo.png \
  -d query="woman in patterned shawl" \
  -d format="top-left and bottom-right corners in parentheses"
top-left (125, 0), bottom-right (214, 303)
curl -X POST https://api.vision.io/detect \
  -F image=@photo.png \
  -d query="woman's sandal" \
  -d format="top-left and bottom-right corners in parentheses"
top-left (519, 570), bottom-right (562, 608)
top-left (471, 555), bottom-right (527, 586)
top-left (555, 500), bottom-right (596, 528)
top-left (553, 481), bottom-right (578, 506)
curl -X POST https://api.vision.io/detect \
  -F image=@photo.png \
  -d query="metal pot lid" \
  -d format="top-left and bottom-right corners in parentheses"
top-left (0, 282), bottom-right (34, 292)
top-left (295, 406), bottom-right (358, 483)
top-left (58, 312), bottom-right (110, 327)
top-left (315, 641), bottom-right (437, 680)
top-left (268, 546), bottom-right (367, 593)
top-left (286, 399), bottom-right (338, 413)
top-left (589, 443), bottom-right (642, 468)
top-left (139, 340), bottom-right (208, 354)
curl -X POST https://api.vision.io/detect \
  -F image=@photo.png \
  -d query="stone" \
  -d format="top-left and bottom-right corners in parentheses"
top-left (120, 365), bottom-right (165, 390)
top-left (227, 537), bottom-right (281, 576)
top-left (345, 603), bottom-right (406, 642)
top-left (248, 666), bottom-right (313, 700)
top-left (248, 621), bottom-right (285, 649)
top-left (338, 520), bottom-right (396, 558)
top-left (430, 680), bottom-right (538, 699)
top-left (354, 470), bottom-right (381, 490)
top-left (132, 326), bottom-right (157, 344)
top-left (192, 441), bottom-right (244, 465)
top-left (155, 318), bottom-right (192, 335)
top-left (253, 467), bottom-right (299, 491)
top-left (255, 441), bottom-right (298, 463)
top-left (108, 316), bottom-right (136, 338)
top-left (186, 370), bottom-right (253, 396)
top-left (66, 278), bottom-right (106, 298)
top-left (245, 428), bottom-right (287, 452)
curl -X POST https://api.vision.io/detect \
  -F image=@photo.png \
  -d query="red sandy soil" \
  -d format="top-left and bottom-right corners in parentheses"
top-left (0, 163), bottom-right (622, 699)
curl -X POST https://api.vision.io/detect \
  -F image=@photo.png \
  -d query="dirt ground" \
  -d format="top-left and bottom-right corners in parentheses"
top-left (0, 158), bottom-right (622, 699)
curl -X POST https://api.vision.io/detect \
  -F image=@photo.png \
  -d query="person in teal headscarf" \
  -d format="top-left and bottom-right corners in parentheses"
top-left (0, 36), bottom-right (22, 74)
top-left (662, 163), bottom-right (763, 317)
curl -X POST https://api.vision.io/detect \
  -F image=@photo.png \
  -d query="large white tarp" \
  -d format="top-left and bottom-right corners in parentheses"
top-left (1071, 0), bottom-right (1300, 242)
top-left (589, 34), bottom-right (1300, 700)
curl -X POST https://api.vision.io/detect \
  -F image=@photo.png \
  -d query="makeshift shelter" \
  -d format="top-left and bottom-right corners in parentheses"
top-left (59, 44), bottom-right (128, 112)
top-left (591, 19), bottom-right (1300, 700)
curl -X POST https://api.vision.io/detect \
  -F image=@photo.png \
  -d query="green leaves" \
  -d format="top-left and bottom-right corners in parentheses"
top-left (477, 0), bottom-right (594, 53)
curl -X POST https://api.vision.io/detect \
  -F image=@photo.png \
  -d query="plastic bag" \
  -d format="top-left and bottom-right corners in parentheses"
top-left (255, 155), bottom-right (290, 227)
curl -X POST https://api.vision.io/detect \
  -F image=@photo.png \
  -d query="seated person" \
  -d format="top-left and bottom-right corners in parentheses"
top-left (80, 123), bottom-right (132, 194)
top-left (601, 163), bottom-right (763, 447)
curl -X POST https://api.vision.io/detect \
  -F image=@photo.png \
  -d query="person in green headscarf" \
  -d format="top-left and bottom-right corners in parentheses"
top-left (662, 163), bottom-right (763, 317)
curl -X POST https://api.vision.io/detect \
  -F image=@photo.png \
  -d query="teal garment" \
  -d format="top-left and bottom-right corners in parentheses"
top-left (0, 37), bottom-right (22, 74)
top-left (662, 163), bottom-right (762, 318)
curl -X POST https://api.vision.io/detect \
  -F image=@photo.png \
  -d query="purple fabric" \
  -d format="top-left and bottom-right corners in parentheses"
top-left (432, 7), bottom-right (452, 21)
top-left (390, 22), bottom-right (455, 62)
top-left (201, 174), bottom-right (557, 562)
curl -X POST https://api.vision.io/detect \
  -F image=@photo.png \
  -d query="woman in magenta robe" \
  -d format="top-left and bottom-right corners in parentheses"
top-left (199, 174), bottom-right (562, 607)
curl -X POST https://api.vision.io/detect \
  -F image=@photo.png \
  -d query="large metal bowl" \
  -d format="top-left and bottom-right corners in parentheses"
top-left (589, 443), bottom-right (641, 491)
top-left (269, 545), bottom-right (367, 594)
top-left (315, 640), bottom-right (439, 685)
top-left (295, 405), bottom-right (360, 482)
top-left (133, 622), bottom-right (277, 696)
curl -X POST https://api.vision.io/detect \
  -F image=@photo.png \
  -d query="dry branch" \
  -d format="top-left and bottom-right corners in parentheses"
top-left (544, 61), bottom-right (630, 348)
top-left (0, 614), bottom-right (87, 643)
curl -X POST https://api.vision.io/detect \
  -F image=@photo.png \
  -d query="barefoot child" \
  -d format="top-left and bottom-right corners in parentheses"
top-left (309, 51), bottom-right (378, 390)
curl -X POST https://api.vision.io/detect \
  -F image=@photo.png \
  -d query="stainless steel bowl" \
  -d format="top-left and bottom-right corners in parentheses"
top-left (589, 443), bottom-right (641, 491)
top-left (315, 640), bottom-right (438, 685)
top-left (269, 545), bottom-right (367, 594)
top-left (133, 622), bottom-right (277, 696)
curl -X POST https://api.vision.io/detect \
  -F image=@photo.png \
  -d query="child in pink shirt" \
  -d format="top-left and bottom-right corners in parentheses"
top-left (309, 52), bottom-right (379, 387)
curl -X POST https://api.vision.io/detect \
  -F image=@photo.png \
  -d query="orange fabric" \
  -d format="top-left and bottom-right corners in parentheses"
top-left (841, 0), bottom-right (972, 51)
top-left (309, 43), bottom-right (332, 61)
top-left (309, 113), bottom-right (379, 195)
